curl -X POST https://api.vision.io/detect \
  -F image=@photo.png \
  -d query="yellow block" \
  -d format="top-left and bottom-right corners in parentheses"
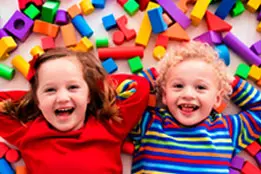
top-left (11, 55), bottom-right (30, 77)
top-left (71, 37), bottom-right (93, 52)
top-left (247, 0), bottom-right (261, 13)
top-left (30, 45), bottom-right (45, 57)
top-left (80, 0), bottom-right (94, 15)
top-left (0, 36), bottom-right (17, 60)
top-left (190, 0), bottom-right (211, 26)
top-left (135, 2), bottom-right (159, 47)
top-left (153, 46), bottom-right (166, 61)
top-left (257, 21), bottom-right (261, 32)
top-left (249, 65), bottom-right (261, 81)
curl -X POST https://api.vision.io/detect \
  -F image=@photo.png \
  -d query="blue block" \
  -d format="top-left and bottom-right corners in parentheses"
top-left (102, 58), bottom-right (118, 74)
top-left (92, 0), bottom-right (106, 8)
top-left (102, 14), bottom-right (117, 31)
top-left (72, 15), bottom-right (93, 38)
top-left (215, 44), bottom-right (230, 66)
top-left (215, 0), bottom-right (237, 19)
top-left (147, 7), bottom-right (168, 34)
top-left (0, 158), bottom-right (14, 174)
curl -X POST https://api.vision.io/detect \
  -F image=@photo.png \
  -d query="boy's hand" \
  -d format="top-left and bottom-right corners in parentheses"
top-left (0, 102), bottom-right (4, 112)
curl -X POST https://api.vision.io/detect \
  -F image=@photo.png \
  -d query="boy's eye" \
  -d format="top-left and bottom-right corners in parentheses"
top-left (173, 84), bottom-right (183, 88)
top-left (45, 88), bottom-right (55, 93)
top-left (196, 85), bottom-right (206, 90)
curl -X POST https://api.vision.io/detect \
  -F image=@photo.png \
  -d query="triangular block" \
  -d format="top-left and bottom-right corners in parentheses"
top-left (205, 10), bottom-right (232, 32)
top-left (162, 23), bottom-right (190, 41)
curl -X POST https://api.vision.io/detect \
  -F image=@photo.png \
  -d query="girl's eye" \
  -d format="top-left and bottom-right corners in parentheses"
top-left (68, 85), bottom-right (79, 90)
top-left (45, 88), bottom-right (55, 93)
top-left (196, 85), bottom-right (206, 90)
top-left (173, 84), bottom-right (183, 88)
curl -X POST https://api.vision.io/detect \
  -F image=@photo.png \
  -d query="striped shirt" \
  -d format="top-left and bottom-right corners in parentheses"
top-left (130, 78), bottom-right (261, 174)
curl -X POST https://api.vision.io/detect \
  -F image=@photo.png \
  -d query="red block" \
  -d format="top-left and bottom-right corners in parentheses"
top-left (246, 141), bottom-right (261, 156)
top-left (155, 34), bottom-right (168, 48)
top-left (5, 149), bottom-right (20, 163)
top-left (113, 30), bottom-right (125, 45)
top-left (41, 36), bottom-right (55, 50)
top-left (116, 15), bottom-right (136, 41)
top-left (205, 10), bottom-right (232, 32)
top-left (137, 0), bottom-right (150, 11)
top-left (242, 161), bottom-right (261, 174)
top-left (18, 0), bottom-right (43, 10)
top-left (117, 0), bottom-right (128, 6)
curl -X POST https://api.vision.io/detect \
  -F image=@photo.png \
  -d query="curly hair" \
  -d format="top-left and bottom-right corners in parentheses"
top-left (156, 41), bottom-right (234, 101)
top-left (2, 48), bottom-right (120, 123)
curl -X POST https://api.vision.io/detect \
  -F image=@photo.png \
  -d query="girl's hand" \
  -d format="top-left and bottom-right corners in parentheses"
top-left (0, 102), bottom-right (5, 112)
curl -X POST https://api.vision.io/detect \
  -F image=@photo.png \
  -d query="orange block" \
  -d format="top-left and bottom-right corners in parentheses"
top-left (33, 20), bottom-right (59, 38)
top-left (148, 94), bottom-right (157, 107)
top-left (67, 4), bottom-right (82, 18)
top-left (162, 23), bottom-right (190, 41)
top-left (15, 166), bottom-right (27, 174)
top-left (61, 23), bottom-right (77, 47)
top-left (214, 100), bottom-right (227, 113)
top-left (177, 0), bottom-right (197, 13)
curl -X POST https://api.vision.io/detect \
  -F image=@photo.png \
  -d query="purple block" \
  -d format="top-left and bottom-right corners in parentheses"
top-left (0, 29), bottom-right (9, 39)
top-left (223, 32), bottom-right (261, 66)
top-left (257, 10), bottom-right (261, 21)
top-left (194, 31), bottom-right (222, 45)
top-left (250, 40), bottom-right (261, 55)
top-left (229, 168), bottom-right (240, 174)
top-left (256, 151), bottom-right (261, 166)
top-left (55, 10), bottom-right (69, 25)
top-left (230, 155), bottom-right (245, 170)
top-left (3, 10), bottom-right (34, 42)
top-left (154, 0), bottom-right (191, 29)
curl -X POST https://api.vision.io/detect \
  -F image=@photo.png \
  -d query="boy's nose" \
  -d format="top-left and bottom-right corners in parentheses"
top-left (181, 87), bottom-right (195, 100)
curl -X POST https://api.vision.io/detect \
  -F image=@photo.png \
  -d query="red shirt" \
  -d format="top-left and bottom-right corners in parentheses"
top-left (0, 74), bottom-right (149, 174)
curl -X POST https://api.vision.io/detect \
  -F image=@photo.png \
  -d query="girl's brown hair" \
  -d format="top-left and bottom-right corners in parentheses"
top-left (2, 48), bottom-right (119, 123)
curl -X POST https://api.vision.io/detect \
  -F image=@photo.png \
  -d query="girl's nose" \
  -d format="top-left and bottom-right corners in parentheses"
top-left (56, 89), bottom-right (70, 103)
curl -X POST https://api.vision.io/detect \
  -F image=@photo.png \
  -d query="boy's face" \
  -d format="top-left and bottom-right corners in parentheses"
top-left (36, 56), bottom-right (90, 131)
top-left (162, 58), bottom-right (222, 126)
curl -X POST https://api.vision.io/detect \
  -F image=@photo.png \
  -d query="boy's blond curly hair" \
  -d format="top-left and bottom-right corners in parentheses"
top-left (156, 41), bottom-right (234, 100)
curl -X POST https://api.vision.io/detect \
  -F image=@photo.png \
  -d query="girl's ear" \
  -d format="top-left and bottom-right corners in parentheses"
top-left (214, 90), bottom-right (223, 109)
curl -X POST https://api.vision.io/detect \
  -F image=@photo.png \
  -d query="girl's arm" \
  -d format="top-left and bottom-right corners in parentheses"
top-left (223, 77), bottom-right (261, 153)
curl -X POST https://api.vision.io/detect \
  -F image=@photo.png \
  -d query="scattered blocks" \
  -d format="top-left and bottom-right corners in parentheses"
top-left (116, 15), bottom-right (136, 41)
top-left (162, 23), bottom-right (190, 41)
top-left (71, 15), bottom-right (93, 38)
top-left (257, 21), bottom-right (261, 32)
top-left (194, 31), bottom-right (222, 45)
top-left (55, 10), bottom-right (69, 25)
top-left (215, 0), bottom-right (237, 19)
top-left (138, 0), bottom-right (150, 11)
top-left (205, 10), bottom-right (232, 32)
top-left (0, 29), bottom-right (9, 39)
top-left (92, 0), bottom-right (106, 8)
top-left (214, 44), bottom-right (230, 66)
top-left (117, 0), bottom-right (128, 6)
top-left (33, 20), bottom-right (59, 38)
top-left (41, 1), bottom-right (60, 23)
top-left (79, 0), bottom-right (94, 15)
top-left (128, 56), bottom-right (143, 73)
top-left (248, 65), bottom-right (261, 81)
top-left (71, 37), bottom-right (93, 52)
top-left (102, 58), bottom-right (118, 74)
top-left (148, 7), bottom-right (167, 33)
top-left (0, 158), bottom-right (14, 174)
top-left (190, 0), bottom-right (211, 26)
top-left (4, 10), bottom-right (34, 42)
top-left (112, 30), bottom-right (125, 45)
top-left (155, 34), bottom-right (168, 48)
top-left (153, 45), bottom-right (166, 61)
top-left (245, 141), bottom-right (261, 156)
top-left (61, 23), bottom-right (77, 47)
top-left (177, 0), bottom-right (196, 13)
top-left (230, 0), bottom-right (245, 17)
top-left (30, 45), bottom-right (44, 57)
top-left (250, 40), bottom-right (261, 55)
top-left (15, 166), bottom-right (27, 174)
top-left (124, 0), bottom-right (140, 16)
top-left (102, 14), bottom-right (117, 30)
top-left (41, 36), bottom-right (55, 50)
top-left (0, 36), bottom-right (17, 60)
top-left (11, 55), bottom-right (30, 77)
top-left (0, 64), bottom-right (15, 80)
top-left (230, 155), bottom-right (245, 170)
top-left (96, 37), bottom-right (109, 48)
top-left (242, 161), bottom-right (261, 174)
top-left (18, 0), bottom-right (43, 10)
top-left (246, 0), bottom-right (261, 13)
top-left (23, 4), bottom-right (40, 19)
top-left (235, 63), bottom-right (250, 79)
top-left (67, 4), bottom-right (82, 19)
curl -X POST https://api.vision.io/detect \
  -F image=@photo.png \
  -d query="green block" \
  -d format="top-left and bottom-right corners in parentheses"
top-left (0, 63), bottom-right (15, 80)
top-left (23, 4), bottom-right (40, 19)
top-left (235, 63), bottom-right (250, 79)
top-left (128, 56), bottom-right (143, 73)
top-left (96, 37), bottom-right (109, 48)
top-left (230, 0), bottom-right (245, 17)
top-left (124, 0), bottom-right (139, 16)
top-left (41, 1), bottom-right (60, 23)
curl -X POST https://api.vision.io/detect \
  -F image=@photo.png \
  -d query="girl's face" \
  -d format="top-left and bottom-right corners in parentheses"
top-left (162, 58), bottom-right (222, 126)
top-left (36, 56), bottom-right (90, 131)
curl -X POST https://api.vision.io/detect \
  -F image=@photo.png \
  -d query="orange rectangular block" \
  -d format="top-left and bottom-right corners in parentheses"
top-left (67, 4), bottom-right (82, 18)
top-left (16, 165), bottom-right (27, 174)
top-left (214, 100), bottom-right (227, 113)
top-left (33, 20), bottom-right (59, 38)
top-left (61, 23), bottom-right (77, 47)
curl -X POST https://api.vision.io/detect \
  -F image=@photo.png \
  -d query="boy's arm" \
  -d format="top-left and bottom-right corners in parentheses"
top-left (223, 77), bottom-right (261, 153)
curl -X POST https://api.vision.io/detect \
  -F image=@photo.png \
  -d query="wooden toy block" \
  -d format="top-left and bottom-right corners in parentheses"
top-left (68, 4), bottom-right (82, 19)
top-left (155, 0), bottom-right (191, 29)
top-left (245, 141), bottom-right (261, 156)
top-left (0, 142), bottom-right (9, 158)
top-left (215, 0), bottom-right (237, 19)
top-left (96, 37), bottom-right (109, 48)
top-left (11, 55), bottom-right (30, 77)
top-left (0, 36), bottom-right (17, 60)
top-left (102, 14), bottom-right (117, 30)
top-left (250, 40), bottom-right (261, 55)
top-left (248, 65), bottom-right (261, 81)
top-left (92, 0), bottom-right (106, 8)
top-left (229, 168), bottom-right (240, 174)
top-left (23, 3), bottom-right (40, 19)
top-left (0, 158), bottom-right (15, 174)
top-left (257, 21), bottom-right (261, 32)
top-left (214, 44), bottom-right (230, 66)
top-left (41, 1), bottom-right (60, 23)
top-left (116, 15), bottom-right (136, 41)
top-left (231, 0), bottom-right (245, 17)
top-left (0, 29), bottom-right (9, 39)
top-left (18, 0), bottom-right (43, 10)
top-left (33, 20), bottom-right (59, 38)
top-left (113, 30), bottom-right (125, 45)
top-left (0, 64), bottom-right (15, 80)
top-left (5, 149), bottom-right (20, 163)
top-left (55, 10), bottom-right (69, 25)
top-left (258, 10), bottom-right (261, 21)
top-left (98, 46), bottom-right (144, 60)
top-left (61, 23), bottom-right (77, 47)
top-left (205, 11), bottom-right (232, 32)
top-left (162, 13), bottom-right (173, 26)
top-left (190, 0), bottom-right (211, 26)
top-left (137, 0), bottom-right (150, 11)
top-left (256, 151), bottom-right (261, 166)
top-left (128, 56), bottom-right (143, 73)
top-left (223, 32), bottom-right (261, 66)
top-left (15, 166), bottom-right (27, 174)
top-left (153, 45), bottom-right (166, 61)
top-left (235, 63), bottom-right (250, 79)
top-left (70, 37), bottom-right (93, 52)
top-left (4, 10), bottom-right (34, 42)
top-left (246, 0), bottom-right (261, 13)
top-left (242, 161), bottom-right (261, 173)
top-left (121, 141), bottom-right (134, 155)
top-left (117, 0), bottom-right (128, 6)
top-left (177, 0), bottom-right (196, 13)
top-left (214, 100), bottom-right (226, 113)
top-left (124, 0), bottom-right (140, 16)
top-left (155, 34), bottom-right (168, 48)
top-left (71, 15), bottom-right (93, 38)
top-left (135, 2), bottom-right (159, 47)
top-left (162, 23), bottom-right (190, 41)
top-left (30, 45), bottom-right (44, 57)
top-left (257, 78), bottom-right (261, 87)
top-left (230, 155), bottom-right (245, 170)
top-left (148, 7), bottom-right (168, 33)
top-left (102, 58), bottom-right (118, 74)
top-left (79, 0), bottom-right (94, 15)
top-left (194, 31), bottom-right (222, 45)
top-left (41, 36), bottom-right (55, 50)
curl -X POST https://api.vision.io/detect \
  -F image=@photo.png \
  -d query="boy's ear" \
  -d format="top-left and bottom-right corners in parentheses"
top-left (214, 90), bottom-right (223, 109)
top-left (161, 87), bottom-right (167, 105)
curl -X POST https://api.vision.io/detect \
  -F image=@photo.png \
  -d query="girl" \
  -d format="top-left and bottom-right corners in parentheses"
top-left (0, 48), bottom-right (150, 174)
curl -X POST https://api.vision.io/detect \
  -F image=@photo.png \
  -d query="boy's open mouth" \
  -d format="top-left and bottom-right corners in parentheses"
top-left (178, 104), bottom-right (199, 112)
top-left (55, 108), bottom-right (74, 116)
